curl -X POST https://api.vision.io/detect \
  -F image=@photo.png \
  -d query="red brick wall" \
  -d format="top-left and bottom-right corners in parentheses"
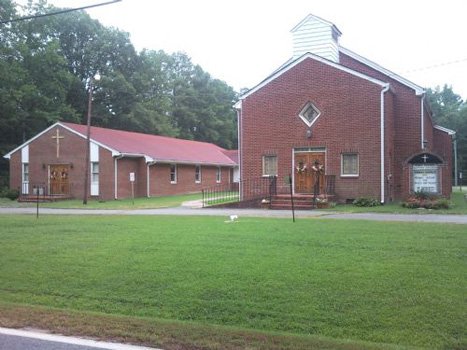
top-left (98, 147), bottom-right (115, 200)
top-left (339, 52), bottom-right (452, 199)
top-left (148, 163), bottom-right (230, 197)
top-left (241, 57), bottom-right (386, 202)
top-left (115, 158), bottom-right (140, 199)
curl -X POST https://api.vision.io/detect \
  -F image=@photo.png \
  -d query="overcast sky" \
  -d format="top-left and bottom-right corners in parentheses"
top-left (18, 0), bottom-right (467, 99)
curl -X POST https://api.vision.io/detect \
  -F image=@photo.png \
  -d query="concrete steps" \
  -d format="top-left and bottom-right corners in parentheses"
top-left (269, 194), bottom-right (332, 210)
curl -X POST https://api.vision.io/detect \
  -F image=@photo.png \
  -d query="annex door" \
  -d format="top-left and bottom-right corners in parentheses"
top-left (49, 164), bottom-right (69, 195)
top-left (294, 151), bottom-right (325, 194)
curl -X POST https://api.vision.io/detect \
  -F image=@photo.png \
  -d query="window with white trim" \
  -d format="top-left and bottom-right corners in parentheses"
top-left (262, 155), bottom-right (278, 176)
top-left (91, 162), bottom-right (99, 183)
top-left (216, 166), bottom-right (221, 183)
top-left (299, 102), bottom-right (321, 127)
top-left (22, 163), bottom-right (29, 194)
top-left (195, 165), bottom-right (201, 183)
top-left (170, 164), bottom-right (177, 184)
top-left (341, 153), bottom-right (359, 176)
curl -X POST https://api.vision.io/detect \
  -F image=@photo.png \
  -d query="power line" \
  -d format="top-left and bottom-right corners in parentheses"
top-left (403, 57), bottom-right (467, 74)
top-left (0, 0), bottom-right (122, 25)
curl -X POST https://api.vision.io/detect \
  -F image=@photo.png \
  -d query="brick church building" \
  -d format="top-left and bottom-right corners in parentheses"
top-left (4, 122), bottom-right (237, 200)
top-left (235, 14), bottom-right (455, 203)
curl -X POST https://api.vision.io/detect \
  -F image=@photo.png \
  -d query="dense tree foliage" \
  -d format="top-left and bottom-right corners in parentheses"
top-left (0, 0), bottom-right (238, 187)
top-left (426, 85), bottom-right (467, 179)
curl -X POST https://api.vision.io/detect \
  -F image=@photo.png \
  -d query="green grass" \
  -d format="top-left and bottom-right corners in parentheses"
top-left (0, 193), bottom-right (201, 209)
top-left (326, 189), bottom-right (467, 214)
top-left (0, 215), bottom-right (465, 349)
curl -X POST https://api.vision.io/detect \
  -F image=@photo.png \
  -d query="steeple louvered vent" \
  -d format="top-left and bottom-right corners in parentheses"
top-left (291, 14), bottom-right (342, 63)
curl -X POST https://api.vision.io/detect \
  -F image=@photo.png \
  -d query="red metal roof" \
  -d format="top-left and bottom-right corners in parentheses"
top-left (222, 149), bottom-right (239, 164)
top-left (61, 122), bottom-right (237, 166)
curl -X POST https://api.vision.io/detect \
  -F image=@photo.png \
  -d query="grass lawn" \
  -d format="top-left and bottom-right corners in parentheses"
top-left (0, 193), bottom-right (201, 210)
top-left (0, 215), bottom-right (465, 349)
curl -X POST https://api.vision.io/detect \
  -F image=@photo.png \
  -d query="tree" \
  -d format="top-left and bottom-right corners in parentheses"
top-left (426, 85), bottom-right (467, 178)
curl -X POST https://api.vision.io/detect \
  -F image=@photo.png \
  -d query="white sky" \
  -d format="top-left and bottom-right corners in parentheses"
top-left (18, 0), bottom-right (467, 99)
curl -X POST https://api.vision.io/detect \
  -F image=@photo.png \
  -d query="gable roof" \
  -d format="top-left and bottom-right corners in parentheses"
top-left (4, 122), bottom-right (237, 166)
top-left (237, 51), bottom-right (388, 102)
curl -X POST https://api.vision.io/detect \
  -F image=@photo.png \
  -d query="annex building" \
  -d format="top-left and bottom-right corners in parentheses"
top-left (4, 122), bottom-right (238, 200)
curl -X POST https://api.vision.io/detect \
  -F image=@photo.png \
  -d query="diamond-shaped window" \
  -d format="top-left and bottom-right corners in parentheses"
top-left (299, 102), bottom-right (321, 127)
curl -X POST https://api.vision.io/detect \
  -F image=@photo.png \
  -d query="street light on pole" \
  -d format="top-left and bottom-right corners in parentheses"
top-left (83, 73), bottom-right (100, 205)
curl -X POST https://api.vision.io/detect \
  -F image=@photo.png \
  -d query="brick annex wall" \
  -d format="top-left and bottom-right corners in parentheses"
top-left (9, 126), bottom-right (87, 198)
top-left (241, 57), bottom-right (385, 202)
top-left (148, 163), bottom-right (230, 197)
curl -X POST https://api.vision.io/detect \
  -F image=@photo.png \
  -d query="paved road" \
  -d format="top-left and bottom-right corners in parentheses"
top-left (0, 327), bottom-right (158, 350)
top-left (1, 206), bottom-right (467, 223)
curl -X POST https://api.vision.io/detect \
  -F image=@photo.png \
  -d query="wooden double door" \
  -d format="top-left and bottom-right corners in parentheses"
top-left (49, 164), bottom-right (70, 195)
top-left (294, 152), bottom-right (325, 194)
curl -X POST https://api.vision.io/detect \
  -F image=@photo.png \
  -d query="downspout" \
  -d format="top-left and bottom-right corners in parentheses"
top-left (420, 94), bottom-right (425, 149)
top-left (147, 161), bottom-right (156, 198)
top-left (235, 101), bottom-right (243, 201)
top-left (114, 155), bottom-right (123, 199)
top-left (380, 84), bottom-right (390, 204)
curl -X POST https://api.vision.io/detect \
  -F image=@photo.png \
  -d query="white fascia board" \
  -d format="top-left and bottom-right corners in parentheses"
top-left (240, 52), bottom-right (387, 101)
top-left (59, 123), bottom-right (120, 156)
top-left (233, 100), bottom-right (242, 110)
top-left (339, 47), bottom-right (425, 95)
top-left (434, 125), bottom-right (456, 135)
top-left (3, 122), bottom-right (61, 159)
top-left (117, 153), bottom-right (155, 163)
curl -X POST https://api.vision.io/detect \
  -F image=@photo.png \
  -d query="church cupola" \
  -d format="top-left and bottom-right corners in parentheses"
top-left (291, 14), bottom-right (342, 63)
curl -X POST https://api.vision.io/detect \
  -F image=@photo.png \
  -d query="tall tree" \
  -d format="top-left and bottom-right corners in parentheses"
top-left (426, 85), bottom-right (467, 177)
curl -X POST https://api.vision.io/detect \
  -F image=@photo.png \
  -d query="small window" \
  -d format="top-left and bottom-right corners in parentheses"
top-left (299, 102), bottom-right (321, 127)
top-left (341, 153), bottom-right (359, 176)
top-left (22, 163), bottom-right (29, 182)
top-left (195, 165), bottom-right (201, 183)
top-left (170, 164), bottom-right (177, 184)
top-left (262, 155), bottom-right (278, 176)
top-left (91, 162), bottom-right (99, 183)
top-left (216, 166), bottom-right (222, 183)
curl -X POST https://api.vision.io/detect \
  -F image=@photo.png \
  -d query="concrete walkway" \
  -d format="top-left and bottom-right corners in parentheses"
top-left (1, 205), bottom-right (467, 224)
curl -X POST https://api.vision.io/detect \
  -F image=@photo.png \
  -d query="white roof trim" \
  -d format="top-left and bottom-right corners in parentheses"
top-left (59, 123), bottom-right (120, 156)
top-left (434, 125), bottom-right (456, 135)
top-left (238, 52), bottom-right (388, 102)
top-left (4, 122), bottom-right (58, 159)
top-left (339, 47), bottom-right (425, 95)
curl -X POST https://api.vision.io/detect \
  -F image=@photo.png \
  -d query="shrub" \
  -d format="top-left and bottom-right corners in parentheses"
top-left (353, 197), bottom-right (380, 207)
top-left (1, 188), bottom-right (20, 201)
top-left (402, 194), bottom-right (451, 210)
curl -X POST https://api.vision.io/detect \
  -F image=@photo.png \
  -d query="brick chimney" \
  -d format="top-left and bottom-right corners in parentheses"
top-left (291, 14), bottom-right (342, 63)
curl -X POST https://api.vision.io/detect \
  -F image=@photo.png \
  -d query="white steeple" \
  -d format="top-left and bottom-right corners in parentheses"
top-left (291, 14), bottom-right (342, 63)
